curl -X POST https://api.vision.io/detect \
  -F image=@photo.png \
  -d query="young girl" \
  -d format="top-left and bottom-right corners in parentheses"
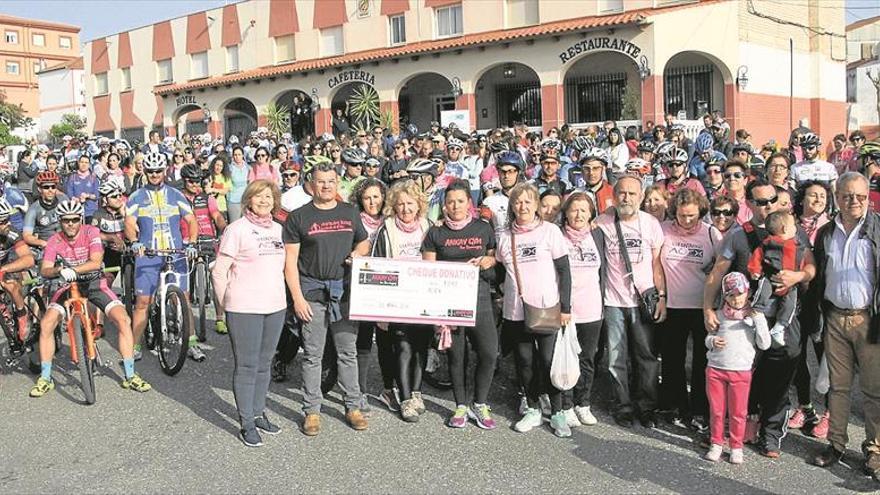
top-left (704, 272), bottom-right (770, 464)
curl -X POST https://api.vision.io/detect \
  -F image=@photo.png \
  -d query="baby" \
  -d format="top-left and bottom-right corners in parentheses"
top-left (746, 211), bottom-right (806, 348)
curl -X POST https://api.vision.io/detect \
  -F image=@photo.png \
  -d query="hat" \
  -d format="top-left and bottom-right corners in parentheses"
top-left (722, 272), bottom-right (750, 296)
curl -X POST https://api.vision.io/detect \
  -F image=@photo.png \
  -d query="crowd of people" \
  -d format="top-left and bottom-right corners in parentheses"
top-left (1, 113), bottom-right (879, 480)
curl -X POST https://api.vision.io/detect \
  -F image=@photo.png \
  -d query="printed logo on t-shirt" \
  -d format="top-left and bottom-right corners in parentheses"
top-left (569, 242), bottom-right (600, 267)
top-left (667, 241), bottom-right (705, 263)
top-left (516, 243), bottom-right (537, 260)
top-left (607, 232), bottom-right (645, 263)
top-left (443, 236), bottom-right (485, 251)
top-left (308, 219), bottom-right (353, 236)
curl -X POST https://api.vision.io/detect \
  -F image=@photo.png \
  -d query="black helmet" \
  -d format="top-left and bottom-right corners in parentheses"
top-left (180, 163), bottom-right (203, 180)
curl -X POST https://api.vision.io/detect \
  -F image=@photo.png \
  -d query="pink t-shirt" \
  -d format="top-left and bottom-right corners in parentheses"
top-left (496, 221), bottom-right (568, 321)
top-left (43, 225), bottom-right (103, 267)
top-left (564, 232), bottom-right (603, 323)
top-left (596, 210), bottom-right (664, 308)
top-left (660, 221), bottom-right (722, 309)
top-left (391, 225), bottom-right (427, 261)
top-left (214, 217), bottom-right (286, 314)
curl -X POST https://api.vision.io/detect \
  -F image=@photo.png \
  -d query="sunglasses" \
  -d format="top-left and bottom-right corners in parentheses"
top-left (357, 134), bottom-right (367, 138)
top-left (40, 184), bottom-right (58, 190)
top-left (255, 154), bottom-right (268, 158)
top-left (723, 172), bottom-right (744, 180)
top-left (60, 217), bottom-right (81, 224)
top-left (499, 168), bottom-right (518, 175)
top-left (667, 162), bottom-right (685, 168)
top-left (105, 193), bottom-right (122, 200)
top-left (282, 172), bottom-right (299, 178)
top-left (365, 163), bottom-right (380, 168)
top-left (751, 196), bottom-right (778, 207)
top-left (711, 208), bottom-right (734, 217)
top-left (706, 169), bottom-right (722, 175)
top-left (185, 178), bottom-right (201, 184)
top-left (146, 169), bottom-right (165, 175)
top-left (173, 155), bottom-right (183, 158)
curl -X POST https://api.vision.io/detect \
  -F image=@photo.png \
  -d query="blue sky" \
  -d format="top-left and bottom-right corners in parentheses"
top-left (1, 0), bottom-right (878, 43)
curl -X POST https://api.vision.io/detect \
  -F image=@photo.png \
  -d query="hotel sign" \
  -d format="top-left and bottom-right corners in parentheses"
top-left (175, 95), bottom-right (198, 108)
top-left (558, 37), bottom-right (643, 64)
top-left (328, 70), bottom-right (376, 89)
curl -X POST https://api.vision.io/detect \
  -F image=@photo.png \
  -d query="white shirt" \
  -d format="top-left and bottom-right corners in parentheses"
top-left (281, 185), bottom-right (312, 212)
top-left (824, 216), bottom-right (874, 309)
top-left (481, 192), bottom-right (509, 237)
top-left (791, 159), bottom-right (838, 185)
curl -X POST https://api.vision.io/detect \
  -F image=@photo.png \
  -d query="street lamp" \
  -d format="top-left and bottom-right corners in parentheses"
top-left (502, 64), bottom-right (516, 79)
top-left (736, 65), bottom-right (749, 91)
top-left (451, 76), bottom-right (463, 98)
top-left (310, 87), bottom-right (321, 114)
top-left (638, 55), bottom-right (651, 80)
top-left (201, 104), bottom-right (212, 124)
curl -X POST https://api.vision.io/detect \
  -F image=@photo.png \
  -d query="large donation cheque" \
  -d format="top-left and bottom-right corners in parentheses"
top-left (350, 257), bottom-right (479, 326)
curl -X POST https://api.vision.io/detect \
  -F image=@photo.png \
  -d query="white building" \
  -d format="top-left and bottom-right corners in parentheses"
top-left (846, 15), bottom-right (880, 138)
top-left (36, 56), bottom-right (86, 135)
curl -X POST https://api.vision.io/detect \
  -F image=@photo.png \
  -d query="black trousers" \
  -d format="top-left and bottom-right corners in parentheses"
top-left (659, 308), bottom-right (708, 417)
top-left (356, 321), bottom-right (396, 393)
top-left (505, 319), bottom-right (562, 414)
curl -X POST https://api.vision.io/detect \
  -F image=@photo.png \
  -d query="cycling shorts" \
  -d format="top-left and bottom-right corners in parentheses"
top-left (48, 277), bottom-right (122, 318)
top-left (134, 255), bottom-right (189, 297)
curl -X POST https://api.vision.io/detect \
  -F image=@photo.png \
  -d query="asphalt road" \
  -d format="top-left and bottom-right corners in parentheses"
top-left (1, 313), bottom-right (878, 494)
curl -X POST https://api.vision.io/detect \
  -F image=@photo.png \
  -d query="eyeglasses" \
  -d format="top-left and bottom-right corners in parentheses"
top-left (255, 153), bottom-right (268, 158)
top-left (711, 208), bottom-right (734, 217)
top-left (751, 196), bottom-right (778, 207)
top-left (40, 184), bottom-right (57, 190)
top-left (499, 168), bottom-right (518, 176)
top-left (146, 170), bottom-right (165, 175)
top-left (723, 172), bottom-right (744, 180)
top-left (373, 131), bottom-right (383, 135)
top-left (706, 169), bottom-right (722, 175)
top-left (60, 217), bottom-right (81, 225)
top-left (840, 193), bottom-right (868, 204)
top-left (105, 193), bottom-right (122, 200)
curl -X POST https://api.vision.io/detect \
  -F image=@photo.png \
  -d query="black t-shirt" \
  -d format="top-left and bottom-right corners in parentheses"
top-left (0, 229), bottom-right (24, 263)
top-left (283, 201), bottom-right (367, 280)
top-left (421, 219), bottom-right (496, 289)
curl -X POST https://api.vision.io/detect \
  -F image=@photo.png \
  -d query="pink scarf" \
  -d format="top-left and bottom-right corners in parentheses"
top-left (394, 216), bottom-right (420, 233)
top-left (671, 220), bottom-right (701, 237)
top-left (245, 208), bottom-right (273, 229)
top-left (511, 218), bottom-right (541, 234)
top-left (564, 223), bottom-right (591, 243)
top-left (722, 301), bottom-right (752, 321)
top-left (444, 213), bottom-right (471, 231)
top-left (360, 211), bottom-right (383, 232)
top-left (799, 212), bottom-right (827, 244)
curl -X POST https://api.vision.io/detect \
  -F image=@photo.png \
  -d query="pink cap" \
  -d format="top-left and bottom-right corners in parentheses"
top-left (722, 272), bottom-right (750, 296)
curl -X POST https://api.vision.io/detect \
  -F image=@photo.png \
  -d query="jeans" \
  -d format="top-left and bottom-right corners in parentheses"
top-left (706, 367), bottom-right (752, 449)
top-left (604, 306), bottom-right (659, 414)
top-left (227, 310), bottom-right (286, 428)
top-left (300, 300), bottom-right (360, 414)
top-left (505, 319), bottom-right (562, 414)
top-left (660, 308), bottom-right (708, 417)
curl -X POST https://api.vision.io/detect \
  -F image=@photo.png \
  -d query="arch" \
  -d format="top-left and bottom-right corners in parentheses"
top-left (330, 82), bottom-right (380, 133)
top-left (172, 103), bottom-right (208, 138)
top-left (474, 62), bottom-right (542, 130)
top-left (562, 51), bottom-right (642, 125)
top-left (662, 51), bottom-right (732, 120)
top-left (272, 89), bottom-right (315, 140)
top-left (222, 97), bottom-right (258, 142)
top-left (397, 72), bottom-right (455, 132)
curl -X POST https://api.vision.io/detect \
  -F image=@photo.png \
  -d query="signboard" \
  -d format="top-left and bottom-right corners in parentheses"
top-left (441, 110), bottom-right (470, 132)
top-left (328, 70), bottom-right (376, 89)
top-left (558, 36), bottom-right (643, 64)
top-left (175, 95), bottom-right (198, 108)
top-left (349, 257), bottom-right (479, 326)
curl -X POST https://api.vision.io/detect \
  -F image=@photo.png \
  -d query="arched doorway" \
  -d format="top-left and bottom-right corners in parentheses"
top-left (274, 89), bottom-right (314, 140)
top-left (563, 51), bottom-right (641, 125)
top-left (222, 98), bottom-right (258, 142)
top-left (330, 82), bottom-right (379, 133)
top-left (398, 73), bottom-right (454, 132)
top-left (474, 63), bottom-right (542, 129)
top-left (663, 52), bottom-right (730, 120)
top-left (173, 104), bottom-right (208, 138)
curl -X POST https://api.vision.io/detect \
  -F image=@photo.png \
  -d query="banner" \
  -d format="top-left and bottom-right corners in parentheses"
top-left (441, 110), bottom-right (471, 133)
top-left (349, 257), bottom-right (479, 326)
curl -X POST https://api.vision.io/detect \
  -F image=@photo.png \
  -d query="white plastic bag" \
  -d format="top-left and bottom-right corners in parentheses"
top-left (550, 320), bottom-right (581, 391)
top-left (815, 354), bottom-right (830, 395)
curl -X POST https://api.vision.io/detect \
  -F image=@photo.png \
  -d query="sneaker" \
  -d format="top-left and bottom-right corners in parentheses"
top-left (302, 413), bottom-right (321, 436)
top-left (788, 407), bottom-right (806, 429)
top-left (188, 344), bottom-right (206, 362)
top-left (668, 414), bottom-right (688, 429)
top-left (400, 399), bottom-right (420, 423)
top-left (574, 405), bottom-right (598, 426)
top-left (729, 448), bottom-right (744, 465)
top-left (271, 357), bottom-right (288, 382)
top-left (811, 412), bottom-right (830, 439)
top-left (550, 411), bottom-right (572, 438)
top-left (614, 410), bottom-right (634, 428)
top-left (704, 444), bottom-right (723, 462)
top-left (514, 407), bottom-right (543, 433)
top-left (346, 409), bottom-right (368, 431)
top-left (29, 377), bottom-right (54, 397)
top-left (759, 444), bottom-right (781, 459)
top-left (690, 415), bottom-right (709, 434)
top-left (121, 373), bottom-right (152, 392)
top-left (744, 415), bottom-right (760, 444)
top-left (215, 320), bottom-right (228, 334)
top-left (411, 391), bottom-right (426, 415)
top-left (448, 405), bottom-right (468, 428)
top-left (379, 388), bottom-right (400, 412)
top-left (238, 427), bottom-right (263, 447)
top-left (469, 404), bottom-right (497, 430)
top-left (517, 394), bottom-right (529, 416)
top-left (564, 408), bottom-right (580, 428)
top-left (254, 413), bottom-right (281, 435)
top-left (538, 394), bottom-right (552, 416)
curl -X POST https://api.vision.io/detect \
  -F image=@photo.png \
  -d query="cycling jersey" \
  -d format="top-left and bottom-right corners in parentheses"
top-left (0, 230), bottom-right (24, 263)
top-left (480, 191), bottom-right (509, 237)
top-left (1, 183), bottom-right (28, 231)
top-left (90, 206), bottom-right (125, 268)
top-left (23, 194), bottom-right (70, 241)
top-left (43, 224), bottom-right (103, 269)
top-left (180, 191), bottom-right (219, 239)
top-left (791, 159), bottom-right (838, 185)
top-left (126, 184), bottom-right (193, 250)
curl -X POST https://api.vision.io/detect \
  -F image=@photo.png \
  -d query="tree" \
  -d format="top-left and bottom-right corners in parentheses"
top-left (49, 113), bottom-right (87, 141)
top-left (868, 69), bottom-right (880, 125)
top-left (0, 122), bottom-right (21, 145)
top-left (263, 103), bottom-right (291, 137)
top-left (0, 89), bottom-right (33, 130)
top-left (620, 82), bottom-right (641, 121)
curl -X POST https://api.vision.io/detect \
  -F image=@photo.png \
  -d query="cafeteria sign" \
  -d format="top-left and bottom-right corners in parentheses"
top-left (328, 70), bottom-right (376, 89)
top-left (558, 37), bottom-right (643, 64)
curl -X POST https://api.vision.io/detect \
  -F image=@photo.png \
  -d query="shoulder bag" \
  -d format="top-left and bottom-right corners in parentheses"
top-left (510, 228), bottom-right (561, 334)
top-left (613, 210), bottom-right (660, 323)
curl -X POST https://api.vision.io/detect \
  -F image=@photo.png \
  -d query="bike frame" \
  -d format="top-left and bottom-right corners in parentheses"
top-left (64, 281), bottom-right (94, 364)
top-left (147, 251), bottom-right (188, 344)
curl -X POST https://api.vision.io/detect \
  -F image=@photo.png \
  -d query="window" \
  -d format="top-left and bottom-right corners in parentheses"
top-left (156, 58), bottom-right (173, 84)
top-left (32, 33), bottom-right (45, 46)
top-left (6, 61), bottom-right (19, 75)
top-left (121, 67), bottom-right (131, 90)
top-left (5, 31), bottom-right (18, 44)
top-left (33, 61), bottom-right (43, 74)
top-left (226, 45), bottom-right (240, 72)
top-left (94, 72), bottom-right (108, 95)
top-left (664, 65), bottom-right (714, 119)
top-left (847, 71), bottom-right (857, 103)
top-left (436, 5), bottom-right (463, 38)
top-left (390, 15), bottom-right (406, 45)
top-left (506, 0), bottom-right (538, 27)
top-left (59, 36), bottom-right (72, 49)
top-left (274, 35), bottom-right (295, 63)
top-left (599, 0), bottom-right (623, 12)
top-left (321, 27), bottom-right (344, 56)
top-left (191, 51), bottom-right (208, 79)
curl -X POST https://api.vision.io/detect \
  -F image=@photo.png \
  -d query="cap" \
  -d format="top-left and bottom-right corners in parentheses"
top-left (722, 272), bottom-right (750, 296)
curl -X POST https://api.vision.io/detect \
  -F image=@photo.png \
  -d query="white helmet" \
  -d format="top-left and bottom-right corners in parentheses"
top-left (143, 152), bottom-right (168, 171)
top-left (0, 198), bottom-right (14, 218)
top-left (56, 199), bottom-right (85, 218)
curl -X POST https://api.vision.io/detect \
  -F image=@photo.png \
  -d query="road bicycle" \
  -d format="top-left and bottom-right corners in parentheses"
top-left (0, 273), bottom-right (48, 374)
top-left (189, 238), bottom-right (218, 343)
top-left (141, 248), bottom-right (192, 376)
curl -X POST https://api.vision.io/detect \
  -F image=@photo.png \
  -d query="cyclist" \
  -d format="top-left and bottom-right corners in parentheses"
top-left (23, 171), bottom-right (69, 258)
top-left (480, 151), bottom-right (525, 235)
top-left (0, 167), bottom-right (29, 232)
top-left (791, 132), bottom-right (838, 187)
top-left (338, 147), bottom-right (367, 202)
top-left (179, 163), bottom-right (228, 334)
top-left (124, 152), bottom-right (205, 362)
top-left (0, 198), bottom-right (36, 352)
top-left (29, 199), bottom-right (151, 397)
top-left (406, 157), bottom-right (443, 222)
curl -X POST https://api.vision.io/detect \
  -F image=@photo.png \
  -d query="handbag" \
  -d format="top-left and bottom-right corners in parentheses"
top-left (613, 210), bottom-right (660, 323)
top-left (510, 228), bottom-right (562, 334)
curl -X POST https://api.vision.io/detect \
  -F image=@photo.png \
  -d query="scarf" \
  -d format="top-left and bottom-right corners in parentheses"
top-left (394, 216), bottom-right (420, 233)
top-left (360, 211), bottom-right (383, 232)
top-left (722, 300), bottom-right (752, 321)
top-left (511, 217), bottom-right (541, 234)
top-left (444, 213), bottom-right (471, 231)
top-left (671, 220), bottom-right (701, 236)
top-left (245, 208), bottom-right (273, 229)
top-left (564, 223), bottom-right (591, 243)
top-left (799, 213), bottom-right (826, 241)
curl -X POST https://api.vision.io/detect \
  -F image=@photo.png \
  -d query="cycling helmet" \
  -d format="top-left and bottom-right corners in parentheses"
top-left (694, 132), bottom-right (714, 153)
top-left (446, 137), bottom-right (465, 150)
top-left (35, 170), bottom-right (60, 186)
top-left (654, 141), bottom-right (677, 161)
top-left (637, 140), bottom-right (655, 153)
top-left (860, 140), bottom-right (880, 160)
top-left (405, 158), bottom-right (439, 177)
top-left (429, 150), bottom-right (447, 164)
top-left (142, 152), bottom-right (168, 171)
top-left (495, 150), bottom-right (525, 170)
top-left (0, 198), bottom-right (13, 219)
top-left (540, 138), bottom-right (561, 151)
top-left (570, 135), bottom-right (594, 153)
top-left (625, 158), bottom-right (651, 176)
top-left (180, 163), bottom-right (203, 181)
top-left (488, 141), bottom-right (510, 154)
top-left (302, 154), bottom-right (333, 179)
top-left (705, 153), bottom-right (726, 168)
top-left (98, 180), bottom-right (125, 197)
top-left (579, 147), bottom-right (609, 166)
top-left (799, 132), bottom-right (820, 148)
top-left (364, 157), bottom-right (381, 168)
top-left (56, 199), bottom-right (84, 218)
top-left (663, 147), bottom-right (689, 164)
top-left (341, 147), bottom-right (367, 165)
top-left (731, 142), bottom-right (752, 154)
top-left (539, 152), bottom-right (560, 163)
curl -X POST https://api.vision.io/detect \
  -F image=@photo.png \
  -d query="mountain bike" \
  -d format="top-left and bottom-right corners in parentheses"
top-left (0, 274), bottom-right (47, 374)
top-left (142, 248), bottom-right (192, 376)
top-left (189, 238), bottom-right (218, 342)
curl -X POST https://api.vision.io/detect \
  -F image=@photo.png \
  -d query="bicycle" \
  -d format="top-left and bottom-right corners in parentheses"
top-left (0, 274), bottom-right (48, 374)
top-left (189, 238), bottom-right (218, 343)
top-left (140, 248), bottom-right (192, 376)
top-left (120, 248), bottom-right (136, 317)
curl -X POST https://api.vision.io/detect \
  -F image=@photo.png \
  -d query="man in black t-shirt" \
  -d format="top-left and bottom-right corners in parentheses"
top-left (283, 161), bottom-right (370, 436)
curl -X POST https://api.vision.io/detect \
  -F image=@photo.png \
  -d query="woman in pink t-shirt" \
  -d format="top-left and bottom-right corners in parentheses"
top-left (212, 180), bottom-right (287, 447)
top-left (495, 183), bottom-right (572, 438)
top-left (659, 188), bottom-right (722, 431)
top-left (247, 148), bottom-right (281, 184)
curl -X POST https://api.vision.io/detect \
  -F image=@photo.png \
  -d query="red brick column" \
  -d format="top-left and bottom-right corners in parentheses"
top-left (455, 93), bottom-right (477, 133)
top-left (314, 108), bottom-right (331, 136)
top-left (640, 75), bottom-right (664, 127)
top-left (379, 100), bottom-right (399, 133)
top-left (541, 84), bottom-right (564, 133)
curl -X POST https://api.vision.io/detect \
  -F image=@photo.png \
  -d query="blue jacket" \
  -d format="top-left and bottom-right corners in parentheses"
top-left (64, 172), bottom-right (100, 216)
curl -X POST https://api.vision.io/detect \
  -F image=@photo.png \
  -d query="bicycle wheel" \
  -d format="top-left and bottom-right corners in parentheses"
top-left (122, 261), bottom-right (135, 317)
top-left (194, 262), bottom-right (207, 342)
top-left (71, 316), bottom-right (96, 405)
top-left (156, 285), bottom-right (190, 376)
top-left (24, 292), bottom-right (46, 375)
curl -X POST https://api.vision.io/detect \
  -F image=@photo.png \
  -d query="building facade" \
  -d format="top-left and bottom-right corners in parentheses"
top-left (37, 56), bottom-right (86, 136)
top-left (0, 14), bottom-right (80, 128)
top-left (83, 0), bottom-right (847, 146)
top-left (846, 15), bottom-right (880, 139)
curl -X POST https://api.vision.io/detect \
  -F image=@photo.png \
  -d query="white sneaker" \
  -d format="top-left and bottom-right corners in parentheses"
top-left (729, 448), bottom-right (744, 464)
top-left (564, 408), bottom-right (580, 428)
top-left (514, 407), bottom-right (543, 433)
top-left (538, 394), bottom-right (552, 416)
top-left (704, 444), bottom-right (723, 462)
top-left (574, 405), bottom-right (598, 426)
